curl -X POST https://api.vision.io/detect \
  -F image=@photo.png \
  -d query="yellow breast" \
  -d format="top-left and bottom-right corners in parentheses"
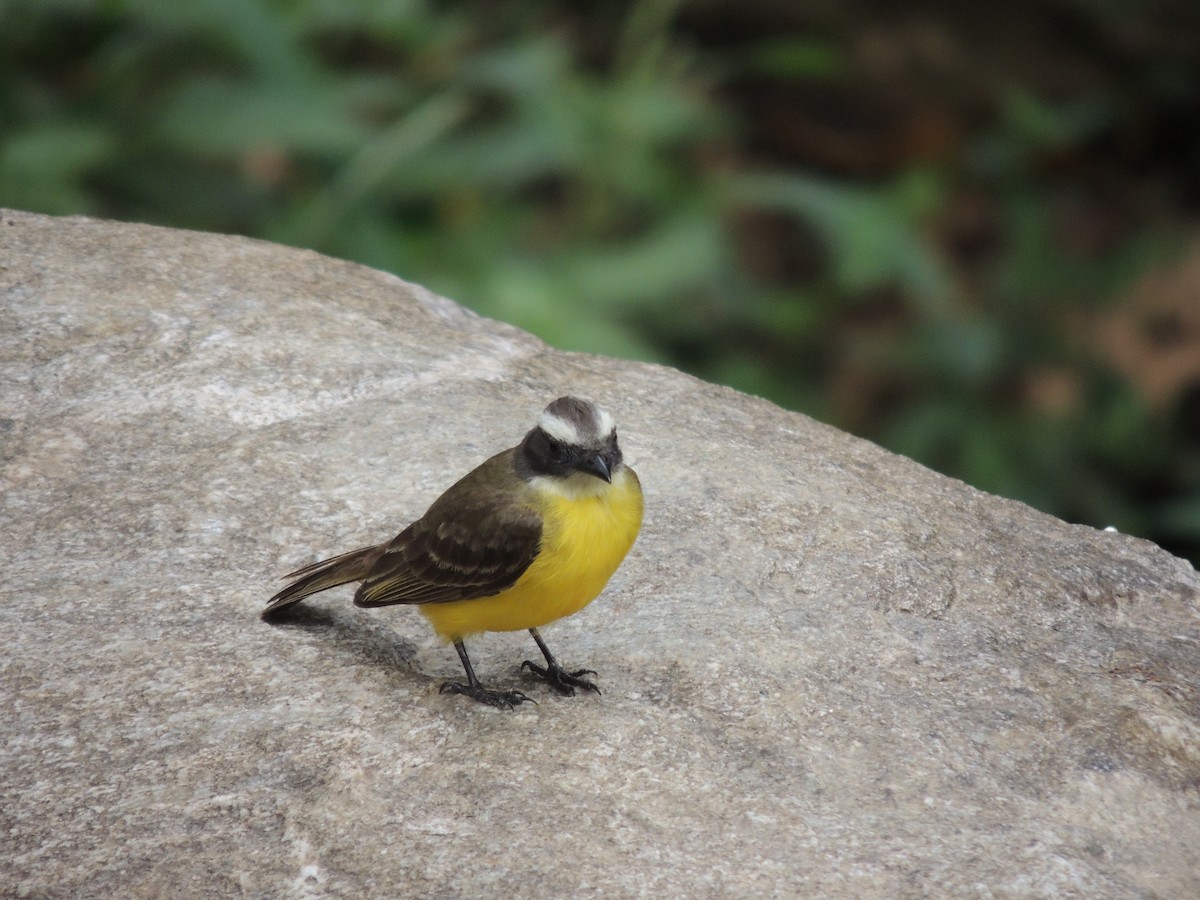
top-left (421, 467), bottom-right (643, 641)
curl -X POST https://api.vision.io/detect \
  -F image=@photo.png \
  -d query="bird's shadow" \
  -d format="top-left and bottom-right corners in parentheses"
top-left (261, 603), bottom-right (566, 702)
top-left (262, 602), bottom-right (429, 684)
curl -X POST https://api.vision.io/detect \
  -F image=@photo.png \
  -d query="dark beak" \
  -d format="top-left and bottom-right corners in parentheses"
top-left (577, 453), bottom-right (612, 483)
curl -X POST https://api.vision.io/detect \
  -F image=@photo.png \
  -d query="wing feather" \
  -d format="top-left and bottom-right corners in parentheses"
top-left (353, 479), bottom-right (541, 608)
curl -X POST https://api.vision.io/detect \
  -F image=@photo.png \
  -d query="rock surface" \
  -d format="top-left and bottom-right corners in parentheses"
top-left (2, 208), bottom-right (1198, 897)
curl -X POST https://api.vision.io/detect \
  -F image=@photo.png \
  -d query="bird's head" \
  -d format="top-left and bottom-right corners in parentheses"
top-left (519, 396), bottom-right (623, 493)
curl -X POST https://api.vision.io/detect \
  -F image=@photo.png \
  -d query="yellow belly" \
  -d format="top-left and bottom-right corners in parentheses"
top-left (421, 468), bottom-right (643, 641)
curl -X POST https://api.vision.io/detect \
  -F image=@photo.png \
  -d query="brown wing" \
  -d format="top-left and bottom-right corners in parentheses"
top-left (353, 458), bottom-right (541, 608)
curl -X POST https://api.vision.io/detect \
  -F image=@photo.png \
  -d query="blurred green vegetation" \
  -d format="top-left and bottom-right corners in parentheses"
top-left (4, 0), bottom-right (1200, 563)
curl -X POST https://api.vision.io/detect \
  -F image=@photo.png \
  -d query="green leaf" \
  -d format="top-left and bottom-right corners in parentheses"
top-left (154, 76), bottom-right (369, 157)
top-left (740, 39), bottom-right (845, 79)
top-left (565, 214), bottom-right (727, 311)
top-left (1000, 89), bottom-right (1109, 153)
top-left (729, 171), bottom-right (955, 311)
top-left (0, 121), bottom-right (116, 180)
top-left (277, 91), bottom-right (472, 246)
top-left (0, 122), bottom-right (116, 213)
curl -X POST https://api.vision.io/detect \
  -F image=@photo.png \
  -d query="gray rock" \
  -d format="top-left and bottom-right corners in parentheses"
top-left (2, 208), bottom-right (1198, 897)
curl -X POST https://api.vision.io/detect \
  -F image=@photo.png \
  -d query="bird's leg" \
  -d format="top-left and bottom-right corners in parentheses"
top-left (440, 641), bottom-right (533, 709)
top-left (520, 628), bottom-right (600, 696)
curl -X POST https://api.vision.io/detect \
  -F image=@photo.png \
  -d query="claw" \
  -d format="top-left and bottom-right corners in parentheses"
top-left (521, 660), bottom-right (601, 696)
top-left (440, 681), bottom-right (535, 709)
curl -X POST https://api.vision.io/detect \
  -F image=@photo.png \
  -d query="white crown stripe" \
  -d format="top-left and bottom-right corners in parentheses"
top-left (594, 408), bottom-right (614, 438)
top-left (538, 411), bottom-right (583, 445)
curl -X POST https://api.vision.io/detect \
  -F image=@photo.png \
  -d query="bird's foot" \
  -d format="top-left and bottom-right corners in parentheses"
top-left (439, 681), bottom-right (534, 709)
top-left (520, 660), bottom-right (601, 696)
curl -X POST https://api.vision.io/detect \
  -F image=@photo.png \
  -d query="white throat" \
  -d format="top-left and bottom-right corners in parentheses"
top-left (529, 470), bottom-right (616, 501)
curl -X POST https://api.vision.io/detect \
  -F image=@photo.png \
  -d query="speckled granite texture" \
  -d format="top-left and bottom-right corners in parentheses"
top-left (3, 209), bottom-right (1198, 897)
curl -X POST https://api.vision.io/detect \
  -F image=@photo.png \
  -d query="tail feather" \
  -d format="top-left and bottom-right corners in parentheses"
top-left (263, 545), bottom-right (380, 618)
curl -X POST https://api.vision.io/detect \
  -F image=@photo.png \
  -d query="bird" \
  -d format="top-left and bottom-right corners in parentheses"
top-left (263, 396), bottom-right (643, 709)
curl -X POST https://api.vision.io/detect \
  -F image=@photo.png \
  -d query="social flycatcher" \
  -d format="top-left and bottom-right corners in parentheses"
top-left (263, 396), bottom-right (643, 709)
